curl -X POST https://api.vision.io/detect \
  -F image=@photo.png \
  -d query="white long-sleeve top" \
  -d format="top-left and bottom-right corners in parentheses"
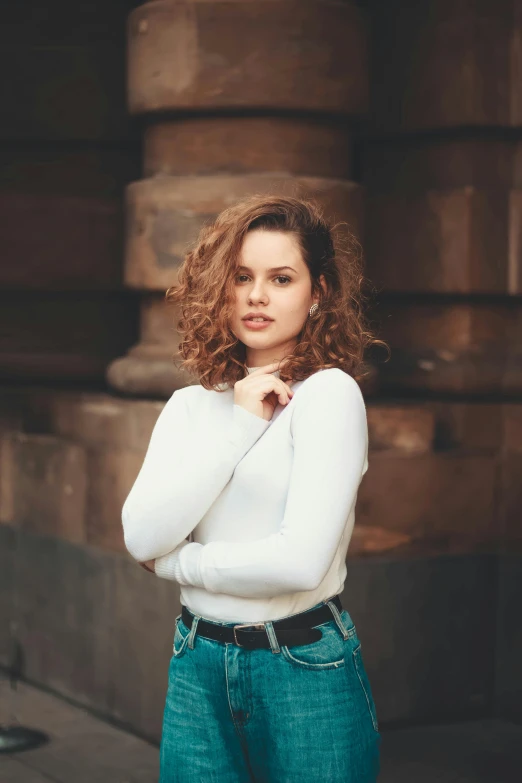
top-left (122, 366), bottom-right (369, 623)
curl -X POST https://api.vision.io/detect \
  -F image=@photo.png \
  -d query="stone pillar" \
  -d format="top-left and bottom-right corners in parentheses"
top-left (365, 1), bottom-right (522, 395)
top-left (0, 3), bottom-right (138, 384)
top-left (107, 0), bottom-right (369, 397)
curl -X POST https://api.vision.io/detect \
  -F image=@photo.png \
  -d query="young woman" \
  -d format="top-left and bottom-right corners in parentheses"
top-left (122, 195), bottom-right (384, 782)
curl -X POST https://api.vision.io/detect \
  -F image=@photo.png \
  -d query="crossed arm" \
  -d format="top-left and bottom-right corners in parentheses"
top-left (144, 370), bottom-right (369, 599)
top-left (122, 386), bottom-right (271, 563)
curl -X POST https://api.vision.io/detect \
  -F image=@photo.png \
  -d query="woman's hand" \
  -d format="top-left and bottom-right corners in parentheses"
top-left (234, 362), bottom-right (294, 421)
top-left (139, 559), bottom-right (156, 573)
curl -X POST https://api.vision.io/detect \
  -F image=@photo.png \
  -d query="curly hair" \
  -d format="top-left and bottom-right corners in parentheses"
top-left (166, 193), bottom-right (387, 391)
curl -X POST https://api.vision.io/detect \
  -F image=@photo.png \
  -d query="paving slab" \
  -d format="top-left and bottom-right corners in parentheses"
top-left (0, 679), bottom-right (159, 783)
top-left (379, 718), bottom-right (522, 783)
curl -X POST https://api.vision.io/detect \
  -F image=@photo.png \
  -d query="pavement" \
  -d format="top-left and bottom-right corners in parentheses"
top-left (0, 680), bottom-right (158, 783)
top-left (1, 680), bottom-right (521, 782)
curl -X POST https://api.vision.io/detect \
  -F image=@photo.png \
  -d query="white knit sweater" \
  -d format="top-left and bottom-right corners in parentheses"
top-left (122, 366), bottom-right (369, 623)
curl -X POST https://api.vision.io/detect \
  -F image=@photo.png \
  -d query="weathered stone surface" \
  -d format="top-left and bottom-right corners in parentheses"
top-left (0, 432), bottom-right (87, 543)
top-left (0, 146), bottom-right (139, 198)
top-left (349, 524), bottom-right (411, 556)
top-left (85, 447), bottom-right (146, 552)
top-left (345, 552), bottom-right (497, 724)
top-left (106, 353), bottom-right (191, 398)
top-left (138, 293), bottom-right (179, 348)
top-left (0, 402), bottom-right (23, 523)
top-left (502, 404), bottom-right (522, 452)
top-left (0, 391), bottom-right (170, 551)
top-left (0, 292), bottom-right (139, 384)
top-left (107, 294), bottom-right (201, 396)
top-left (495, 554), bottom-right (522, 723)
top-left (497, 406), bottom-right (522, 550)
top-left (128, 0), bottom-right (368, 115)
top-left (508, 189), bottom-right (522, 293)
top-left (108, 553), bottom-right (179, 738)
top-left (364, 137), bottom-right (522, 192)
top-left (0, 523), bottom-right (176, 740)
top-left (41, 393), bottom-right (164, 453)
top-left (0, 0), bottom-right (135, 47)
top-left (0, 386), bottom-right (169, 453)
top-left (0, 192), bottom-right (123, 290)
top-left (372, 300), bottom-right (522, 394)
top-left (0, 44), bottom-right (128, 140)
top-left (144, 117), bottom-right (354, 179)
top-left (367, 405), bottom-right (434, 453)
top-left (10, 530), bottom-right (116, 713)
top-left (430, 402), bottom-right (504, 451)
top-left (367, 187), bottom-right (509, 293)
top-left (0, 432), bottom-right (15, 524)
top-left (0, 523), bottom-right (14, 666)
top-left (357, 452), bottom-right (498, 551)
top-left (371, 2), bottom-right (519, 130)
top-left (125, 174), bottom-right (364, 290)
top-left (0, 1), bottom-right (140, 389)
top-left (498, 452), bottom-right (522, 551)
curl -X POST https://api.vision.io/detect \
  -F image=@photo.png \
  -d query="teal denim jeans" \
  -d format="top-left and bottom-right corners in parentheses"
top-left (159, 598), bottom-right (381, 782)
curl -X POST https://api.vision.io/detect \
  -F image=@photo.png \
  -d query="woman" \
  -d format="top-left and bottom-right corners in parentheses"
top-left (122, 194), bottom-right (384, 782)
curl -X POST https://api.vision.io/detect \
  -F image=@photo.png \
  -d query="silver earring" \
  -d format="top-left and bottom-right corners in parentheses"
top-left (309, 303), bottom-right (319, 317)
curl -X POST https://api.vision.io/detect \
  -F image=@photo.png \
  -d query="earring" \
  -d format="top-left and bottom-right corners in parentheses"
top-left (309, 303), bottom-right (319, 317)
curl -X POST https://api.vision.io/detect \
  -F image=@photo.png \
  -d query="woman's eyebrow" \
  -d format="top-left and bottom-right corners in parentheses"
top-left (237, 265), bottom-right (297, 273)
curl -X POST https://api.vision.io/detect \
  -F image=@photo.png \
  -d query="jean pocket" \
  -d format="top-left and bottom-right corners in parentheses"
top-left (172, 616), bottom-right (190, 658)
top-left (279, 621), bottom-right (347, 670)
top-left (352, 643), bottom-right (379, 732)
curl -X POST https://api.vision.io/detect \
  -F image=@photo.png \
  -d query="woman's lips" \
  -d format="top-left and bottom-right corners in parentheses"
top-left (242, 319), bottom-right (273, 330)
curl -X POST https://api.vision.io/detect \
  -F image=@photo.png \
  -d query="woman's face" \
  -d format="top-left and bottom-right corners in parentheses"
top-left (230, 229), bottom-right (325, 367)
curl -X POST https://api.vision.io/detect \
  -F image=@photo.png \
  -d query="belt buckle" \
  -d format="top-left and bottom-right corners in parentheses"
top-left (232, 622), bottom-right (266, 647)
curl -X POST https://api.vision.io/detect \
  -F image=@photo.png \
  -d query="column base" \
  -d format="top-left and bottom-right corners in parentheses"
top-left (106, 347), bottom-right (191, 398)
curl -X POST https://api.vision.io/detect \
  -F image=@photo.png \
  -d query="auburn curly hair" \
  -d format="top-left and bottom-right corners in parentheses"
top-left (166, 193), bottom-right (387, 392)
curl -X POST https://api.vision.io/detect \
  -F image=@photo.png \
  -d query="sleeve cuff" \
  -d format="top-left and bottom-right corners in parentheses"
top-left (154, 540), bottom-right (205, 587)
top-left (154, 541), bottom-right (191, 582)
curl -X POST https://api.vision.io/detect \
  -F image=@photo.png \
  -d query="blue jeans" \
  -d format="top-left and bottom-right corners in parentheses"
top-left (159, 597), bottom-right (381, 782)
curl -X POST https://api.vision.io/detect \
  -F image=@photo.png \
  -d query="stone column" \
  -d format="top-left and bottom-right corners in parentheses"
top-left (107, 0), bottom-right (369, 397)
top-left (0, 2), bottom-right (137, 384)
top-left (365, 1), bottom-right (522, 395)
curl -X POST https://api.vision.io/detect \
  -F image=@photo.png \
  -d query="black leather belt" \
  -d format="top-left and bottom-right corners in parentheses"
top-left (180, 594), bottom-right (343, 650)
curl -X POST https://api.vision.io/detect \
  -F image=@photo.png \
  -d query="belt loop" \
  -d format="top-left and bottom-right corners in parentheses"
top-left (326, 599), bottom-right (350, 640)
top-left (187, 614), bottom-right (201, 649)
top-left (264, 621), bottom-right (281, 654)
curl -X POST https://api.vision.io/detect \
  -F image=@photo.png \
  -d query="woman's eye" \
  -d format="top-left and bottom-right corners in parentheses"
top-left (235, 275), bottom-right (291, 285)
